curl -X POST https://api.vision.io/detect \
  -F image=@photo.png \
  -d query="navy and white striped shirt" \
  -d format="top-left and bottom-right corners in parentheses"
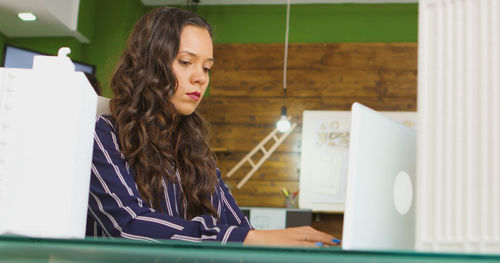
top-left (86, 115), bottom-right (253, 243)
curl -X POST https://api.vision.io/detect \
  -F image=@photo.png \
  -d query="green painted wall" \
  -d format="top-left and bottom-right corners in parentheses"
top-left (198, 4), bottom-right (418, 43)
top-left (0, 31), bottom-right (6, 65)
top-left (82, 0), bottom-right (148, 97)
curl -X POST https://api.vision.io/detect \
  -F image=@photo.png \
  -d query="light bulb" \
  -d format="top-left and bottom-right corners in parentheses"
top-left (277, 115), bottom-right (291, 132)
top-left (18, 12), bottom-right (36, 21)
top-left (276, 106), bottom-right (291, 132)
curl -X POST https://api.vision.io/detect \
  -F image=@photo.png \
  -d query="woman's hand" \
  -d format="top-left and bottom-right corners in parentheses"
top-left (243, 226), bottom-right (340, 247)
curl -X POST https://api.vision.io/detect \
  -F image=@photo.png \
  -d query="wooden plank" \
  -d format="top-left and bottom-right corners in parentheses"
top-left (216, 152), bottom-right (300, 181)
top-left (210, 69), bottom-right (417, 97)
top-left (225, 180), bottom-right (299, 208)
top-left (214, 43), bottom-right (417, 71)
top-left (199, 96), bottom-right (416, 125)
top-left (208, 124), bottom-right (302, 153)
top-left (288, 43), bottom-right (417, 71)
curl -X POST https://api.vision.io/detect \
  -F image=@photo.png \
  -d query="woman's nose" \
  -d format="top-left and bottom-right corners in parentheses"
top-left (190, 67), bottom-right (208, 85)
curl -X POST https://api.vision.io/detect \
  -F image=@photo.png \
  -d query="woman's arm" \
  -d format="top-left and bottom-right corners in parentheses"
top-left (216, 170), bottom-right (253, 229)
top-left (216, 170), bottom-right (339, 247)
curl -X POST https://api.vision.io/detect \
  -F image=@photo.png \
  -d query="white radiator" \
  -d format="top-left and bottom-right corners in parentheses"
top-left (417, 0), bottom-right (500, 253)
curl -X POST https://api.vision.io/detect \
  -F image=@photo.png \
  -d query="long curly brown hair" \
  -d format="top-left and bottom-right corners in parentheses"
top-left (109, 7), bottom-right (218, 220)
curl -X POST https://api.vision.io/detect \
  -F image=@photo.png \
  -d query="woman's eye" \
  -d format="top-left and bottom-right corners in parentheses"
top-left (178, 60), bottom-right (190, 66)
top-left (203, 67), bottom-right (212, 73)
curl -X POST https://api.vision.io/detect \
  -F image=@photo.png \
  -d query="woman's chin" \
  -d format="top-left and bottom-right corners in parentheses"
top-left (177, 108), bottom-right (196, 116)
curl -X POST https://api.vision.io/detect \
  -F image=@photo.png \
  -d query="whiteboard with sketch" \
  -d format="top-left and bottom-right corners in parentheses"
top-left (299, 110), bottom-right (417, 212)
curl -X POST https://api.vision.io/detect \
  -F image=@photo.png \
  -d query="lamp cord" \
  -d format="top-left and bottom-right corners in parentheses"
top-left (283, 0), bottom-right (291, 106)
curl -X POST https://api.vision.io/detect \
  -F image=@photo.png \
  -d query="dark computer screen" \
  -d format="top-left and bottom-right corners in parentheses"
top-left (1, 44), bottom-right (96, 74)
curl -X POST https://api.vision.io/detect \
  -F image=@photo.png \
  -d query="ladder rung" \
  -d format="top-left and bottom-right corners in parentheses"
top-left (229, 122), bottom-right (296, 186)
top-left (260, 146), bottom-right (268, 155)
top-left (248, 158), bottom-right (256, 168)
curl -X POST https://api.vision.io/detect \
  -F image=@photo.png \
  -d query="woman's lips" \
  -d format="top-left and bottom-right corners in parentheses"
top-left (187, 92), bottom-right (201, 101)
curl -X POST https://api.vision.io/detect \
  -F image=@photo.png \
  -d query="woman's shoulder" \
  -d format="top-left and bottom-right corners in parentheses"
top-left (215, 168), bottom-right (225, 183)
top-left (95, 114), bottom-right (117, 133)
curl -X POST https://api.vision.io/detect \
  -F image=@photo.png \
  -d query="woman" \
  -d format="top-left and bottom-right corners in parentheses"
top-left (86, 6), bottom-right (338, 247)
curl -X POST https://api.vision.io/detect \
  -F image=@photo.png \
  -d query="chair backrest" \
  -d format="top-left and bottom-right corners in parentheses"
top-left (96, 96), bottom-right (110, 116)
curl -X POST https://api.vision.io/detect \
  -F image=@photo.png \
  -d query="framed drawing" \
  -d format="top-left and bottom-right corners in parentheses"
top-left (299, 110), bottom-right (417, 212)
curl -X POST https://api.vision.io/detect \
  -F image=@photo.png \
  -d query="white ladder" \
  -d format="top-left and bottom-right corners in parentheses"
top-left (226, 120), bottom-right (297, 189)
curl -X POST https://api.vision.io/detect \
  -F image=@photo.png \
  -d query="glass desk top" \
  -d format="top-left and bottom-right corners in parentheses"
top-left (1, 235), bottom-right (500, 263)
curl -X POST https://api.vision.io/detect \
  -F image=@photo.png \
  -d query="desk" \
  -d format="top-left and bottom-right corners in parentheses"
top-left (1, 236), bottom-right (499, 263)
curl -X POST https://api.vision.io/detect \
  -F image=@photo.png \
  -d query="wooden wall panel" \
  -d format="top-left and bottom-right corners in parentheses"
top-left (217, 152), bottom-right (300, 181)
top-left (207, 124), bottom-right (302, 152)
top-left (199, 97), bottom-right (416, 125)
top-left (201, 43), bottom-right (417, 236)
top-left (213, 43), bottom-right (417, 71)
top-left (225, 181), bottom-right (299, 208)
top-left (210, 69), bottom-right (416, 97)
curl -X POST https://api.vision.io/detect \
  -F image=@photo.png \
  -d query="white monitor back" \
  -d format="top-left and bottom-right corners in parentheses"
top-left (342, 102), bottom-right (416, 251)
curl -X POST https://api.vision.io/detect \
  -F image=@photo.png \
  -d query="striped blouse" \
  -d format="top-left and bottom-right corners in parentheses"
top-left (86, 115), bottom-right (253, 243)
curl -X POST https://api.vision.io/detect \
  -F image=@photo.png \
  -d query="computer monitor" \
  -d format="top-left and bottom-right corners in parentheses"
top-left (342, 102), bottom-right (416, 251)
top-left (1, 44), bottom-right (95, 74)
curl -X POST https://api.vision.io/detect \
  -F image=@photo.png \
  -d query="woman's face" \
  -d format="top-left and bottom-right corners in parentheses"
top-left (170, 25), bottom-right (213, 116)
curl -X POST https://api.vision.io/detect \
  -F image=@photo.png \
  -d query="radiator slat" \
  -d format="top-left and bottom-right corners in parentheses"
top-left (492, 0), bottom-right (500, 240)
